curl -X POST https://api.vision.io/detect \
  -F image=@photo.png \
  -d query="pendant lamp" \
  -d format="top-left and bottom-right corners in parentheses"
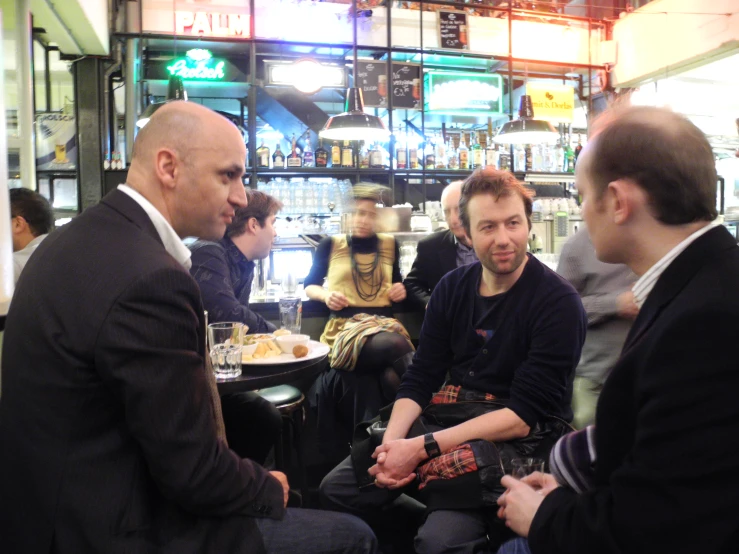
top-left (319, 2), bottom-right (389, 142)
top-left (493, 95), bottom-right (558, 145)
top-left (136, 75), bottom-right (188, 128)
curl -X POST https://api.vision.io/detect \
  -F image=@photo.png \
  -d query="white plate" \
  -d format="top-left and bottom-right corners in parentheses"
top-left (242, 340), bottom-right (329, 366)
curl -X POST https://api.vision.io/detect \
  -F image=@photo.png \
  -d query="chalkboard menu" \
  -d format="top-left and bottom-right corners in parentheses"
top-left (438, 10), bottom-right (469, 51)
top-left (356, 60), bottom-right (422, 110)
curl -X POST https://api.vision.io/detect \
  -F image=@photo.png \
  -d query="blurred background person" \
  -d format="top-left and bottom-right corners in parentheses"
top-left (404, 180), bottom-right (477, 309)
top-left (305, 184), bottom-right (413, 458)
top-left (556, 227), bottom-right (637, 428)
top-left (9, 188), bottom-right (53, 284)
top-left (189, 190), bottom-right (283, 465)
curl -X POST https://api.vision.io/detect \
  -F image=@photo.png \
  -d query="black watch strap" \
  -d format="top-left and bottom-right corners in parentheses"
top-left (423, 433), bottom-right (441, 458)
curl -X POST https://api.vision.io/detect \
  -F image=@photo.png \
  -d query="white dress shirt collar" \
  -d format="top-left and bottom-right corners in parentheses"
top-left (632, 221), bottom-right (719, 308)
top-left (117, 184), bottom-right (192, 269)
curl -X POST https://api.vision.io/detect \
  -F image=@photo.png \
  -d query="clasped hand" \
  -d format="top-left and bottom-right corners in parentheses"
top-left (367, 437), bottom-right (425, 490)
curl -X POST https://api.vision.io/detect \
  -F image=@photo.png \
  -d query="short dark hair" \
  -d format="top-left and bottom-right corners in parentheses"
top-left (587, 105), bottom-right (717, 224)
top-left (227, 189), bottom-right (282, 238)
top-left (459, 168), bottom-right (533, 235)
top-left (10, 188), bottom-right (53, 237)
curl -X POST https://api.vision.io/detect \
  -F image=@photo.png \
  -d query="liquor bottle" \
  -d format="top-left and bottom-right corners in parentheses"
top-left (287, 134), bottom-right (302, 168)
top-left (424, 140), bottom-right (435, 169)
top-left (499, 146), bottom-right (511, 171)
top-left (331, 141), bottom-right (341, 167)
top-left (458, 134), bottom-right (469, 170)
top-left (272, 142), bottom-right (285, 169)
top-left (524, 145), bottom-right (533, 172)
top-left (395, 133), bottom-right (407, 169)
top-left (564, 142), bottom-right (575, 173)
top-left (302, 139), bottom-right (315, 167)
top-left (359, 142), bottom-right (370, 169)
top-left (485, 137), bottom-right (498, 169)
top-left (514, 144), bottom-right (525, 172)
top-left (574, 135), bottom-right (583, 167)
top-left (554, 140), bottom-right (565, 172)
top-left (315, 139), bottom-right (329, 168)
top-left (341, 140), bottom-right (354, 168)
top-left (409, 141), bottom-right (419, 169)
top-left (486, 142), bottom-right (499, 169)
top-left (369, 142), bottom-right (384, 168)
top-left (256, 140), bottom-right (270, 168)
top-left (471, 131), bottom-right (484, 169)
top-left (447, 137), bottom-right (459, 170)
top-left (435, 133), bottom-right (447, 169)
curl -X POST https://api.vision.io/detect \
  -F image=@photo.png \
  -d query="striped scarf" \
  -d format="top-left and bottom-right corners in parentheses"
top-left (330, 314), bottom-right (414, 371)
top-left (549, 425), bottom-right (596, 493)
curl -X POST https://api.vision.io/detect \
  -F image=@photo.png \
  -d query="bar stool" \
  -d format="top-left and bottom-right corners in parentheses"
top-left (256, 385), bottom-right (307, 503)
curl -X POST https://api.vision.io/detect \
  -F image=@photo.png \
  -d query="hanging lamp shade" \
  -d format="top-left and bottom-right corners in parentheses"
top-left (136, 75), bottom-right (188, 128)
top-left (319, 87), bottom-right (390, 142)
top-left (493, 95), bottom-right (559, 145)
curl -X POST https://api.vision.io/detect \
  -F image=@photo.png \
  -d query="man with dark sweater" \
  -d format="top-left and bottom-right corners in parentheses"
top-left (320, 168), bottom-right (586, 553)
top-left (189, 190), bottom-right (283, 465)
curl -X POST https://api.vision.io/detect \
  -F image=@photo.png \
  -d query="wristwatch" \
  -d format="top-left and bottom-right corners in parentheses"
top-left (423, 433), bottom-right (441, 459)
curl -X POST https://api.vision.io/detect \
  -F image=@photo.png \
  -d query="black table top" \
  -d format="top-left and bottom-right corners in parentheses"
top-left (216, 354), bottom-right (328, 393)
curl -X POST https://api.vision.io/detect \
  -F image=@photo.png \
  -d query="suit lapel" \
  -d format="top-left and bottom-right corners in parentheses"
top-left (440, 230), bottom-right (459, 274)
top-left (101, 188), bottom-right (165, 248)
top-left (623, 226), bottom-right (737, 352)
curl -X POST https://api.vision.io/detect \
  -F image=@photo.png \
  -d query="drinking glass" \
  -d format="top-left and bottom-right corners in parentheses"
top-left (208, 322), bottom-right (244, 379)
top-left (279, 296), bottom-right (302, 334)
top-left (510, 457), bottom-right (546, 479)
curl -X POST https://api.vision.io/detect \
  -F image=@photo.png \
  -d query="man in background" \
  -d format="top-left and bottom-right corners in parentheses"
top-left (556, 227), bottom-right (637, 428)
top-left (189, 190), bottom-right (283, 466)
top-left (0, 101), bottom-right (376, 554)
top-left (404, 180), bottom-right (477, 309)
top-left (9, 187), bottom-right (53, 284)
top-left (190, 189), bottom-right (280, 334)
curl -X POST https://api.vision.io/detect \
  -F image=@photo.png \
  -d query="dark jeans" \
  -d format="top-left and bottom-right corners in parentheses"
top-left (221, 391), bottom-right (282, 465)
top-left (313, 332), bottom-right (413, 457)
top-left (496, 538), bottom-right (531, 554)
top-left (320, 456), bottom-right (513, 554)
top-left (256, 507), bottom-right (378, 554)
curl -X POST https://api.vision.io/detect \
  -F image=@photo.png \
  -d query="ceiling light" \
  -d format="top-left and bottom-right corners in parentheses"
top-left (494, 95), bottom-right (559, 145)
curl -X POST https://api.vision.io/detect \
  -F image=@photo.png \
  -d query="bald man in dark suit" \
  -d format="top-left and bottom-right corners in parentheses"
top-left (0, 101), bottom-right (376, 554)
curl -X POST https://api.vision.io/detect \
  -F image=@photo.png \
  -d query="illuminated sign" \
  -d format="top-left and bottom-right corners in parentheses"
top-left (526, 83), bottom-right (574, 123)
top-left (175, 10), bottom-right (249, 38)
top-left (265, 59), bottom-right (345, 95)
top-left (424, 71), bottom-right (503, 116)
top-left (166, 49), bottom-right (226, 81)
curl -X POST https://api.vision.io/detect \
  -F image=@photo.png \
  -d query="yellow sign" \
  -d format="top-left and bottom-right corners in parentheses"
top-left (526, 83), bottom-right (574, 123)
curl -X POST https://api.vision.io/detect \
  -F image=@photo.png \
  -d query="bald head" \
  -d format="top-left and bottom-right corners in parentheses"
top-left (126, 101), bottom-right (248, 240)
top-left (585, 105), bottom-right (717, 225)
top-left (132, 101), bottom-right (234, 167)
top-left (441, 180), bottom-right (469, 244)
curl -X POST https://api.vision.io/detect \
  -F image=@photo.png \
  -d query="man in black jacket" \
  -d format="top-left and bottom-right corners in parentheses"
top-left (0, 101), bottom-right (376, 554)
top-left (404, 180), bottom-right (477, 308)
top-left (498, 105), bottom-right (739, 554)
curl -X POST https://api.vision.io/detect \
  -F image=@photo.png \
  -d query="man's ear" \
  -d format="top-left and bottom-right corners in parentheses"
top-left (608, 180), bottom-right (632, 225)
top-left (247, 217), bottom-right (260, 235)
top-left (11, 215), bottom-right (27, 235)
top-left (153, 148), bottom-right (178, 190)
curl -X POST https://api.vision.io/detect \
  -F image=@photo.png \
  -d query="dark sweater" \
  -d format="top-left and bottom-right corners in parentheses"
top-left (189, 237), bottom-right (275, 334)
top-left (396, 255), bottom-right (587, 427)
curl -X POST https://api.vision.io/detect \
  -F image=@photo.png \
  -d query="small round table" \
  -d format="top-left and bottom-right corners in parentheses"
top-left (215, 354), bottom-right (328, 394)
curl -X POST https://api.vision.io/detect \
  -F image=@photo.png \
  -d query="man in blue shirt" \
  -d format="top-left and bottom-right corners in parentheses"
top-left (190, 189), bottom-right (282, 465)
top-left (320, 168), bottom-right (586, 553)
top-left (190, 189), bottom-right (280, 334)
